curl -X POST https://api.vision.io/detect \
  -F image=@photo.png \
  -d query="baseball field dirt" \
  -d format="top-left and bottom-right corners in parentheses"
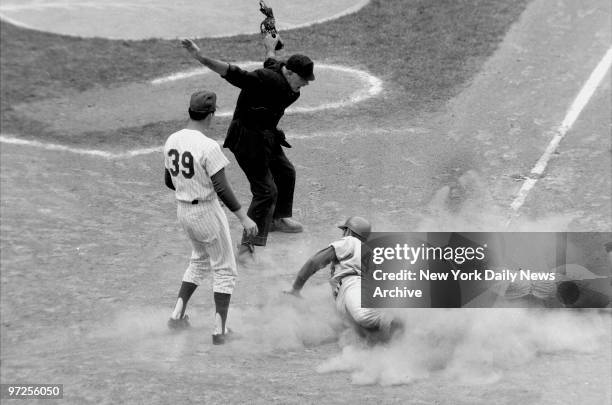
top-left (1, 0), bottom-right (611, 404)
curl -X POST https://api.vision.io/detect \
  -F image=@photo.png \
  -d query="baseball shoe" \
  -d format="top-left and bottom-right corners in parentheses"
top-left (270, 218), bottom-right (303, 233)
top-left (167, 315), bottom-right (190, 331)
top-left (212, 328), bottom-right (235, 345)
top-left (359, 319), bottom-right (405, 346)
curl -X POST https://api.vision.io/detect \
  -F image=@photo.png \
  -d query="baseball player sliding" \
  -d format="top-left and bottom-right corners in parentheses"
top-left (285, 217), bottom-right (404, 343)
top-left (164, 90), bottom-right (257, 345)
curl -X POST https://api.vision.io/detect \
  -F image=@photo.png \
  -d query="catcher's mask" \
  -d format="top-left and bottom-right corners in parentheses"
top-left (338, 216), bottom-right (371, 241)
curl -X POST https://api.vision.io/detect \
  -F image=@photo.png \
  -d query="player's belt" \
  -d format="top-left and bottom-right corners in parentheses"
top-left (190, 199), bottom-right (216, 205)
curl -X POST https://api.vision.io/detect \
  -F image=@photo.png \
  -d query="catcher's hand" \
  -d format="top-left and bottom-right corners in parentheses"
top-left (259, 0), bottom-right (284, 50)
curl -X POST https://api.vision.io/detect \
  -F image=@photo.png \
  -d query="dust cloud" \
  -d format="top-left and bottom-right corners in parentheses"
top-left (89, 171), bottom-right (609, 384)
top-left (316, 308), bottom-right (609, 385)
top-left (317, 170), bottom-right (611, 385)
top-left (89, 235), bottom-right (345, 360)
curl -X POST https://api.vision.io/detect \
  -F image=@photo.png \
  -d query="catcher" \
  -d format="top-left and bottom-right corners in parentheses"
top-left (284, 217), bottom-right (403, 342)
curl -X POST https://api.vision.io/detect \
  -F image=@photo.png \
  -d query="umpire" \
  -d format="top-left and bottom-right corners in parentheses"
top-left (181, 34), bottom-right (315, 260)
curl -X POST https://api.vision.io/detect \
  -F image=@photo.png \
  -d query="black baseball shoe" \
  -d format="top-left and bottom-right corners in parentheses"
top-left (270, 218), bottom-right (303, 233)
top-left (167, 315), bottom-right (190, 331)
top-left (212, 328), bottom-right (235, 345)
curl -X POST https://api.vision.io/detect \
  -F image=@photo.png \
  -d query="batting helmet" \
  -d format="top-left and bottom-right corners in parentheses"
top-left (338, 216), bottom-right (371, 240)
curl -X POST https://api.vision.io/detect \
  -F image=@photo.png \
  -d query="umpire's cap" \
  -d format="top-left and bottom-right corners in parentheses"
top-left (189, 90), bottom-right (217, 113)
top-left (287, 54), bottom-right (315, 81)
top-left (338, 216), bottom-right (371, 240)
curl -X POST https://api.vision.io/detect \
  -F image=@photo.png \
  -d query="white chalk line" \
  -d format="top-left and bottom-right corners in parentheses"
top-left (0, 13), bottom-right (35, 30)
top-left (509, 46), bottom-right (612, 213)
top-left (0, 135), bottom-right (163, 159)
top-left (0, 62), bottom-right (385, 159)
top-left (151, 62), bottom-right (383, 116)
top-left (0, 127), bottom-right (417, 159)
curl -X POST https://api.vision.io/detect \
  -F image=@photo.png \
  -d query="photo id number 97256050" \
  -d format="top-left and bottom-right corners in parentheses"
top-left (1, 384), bottom-right (63, 399)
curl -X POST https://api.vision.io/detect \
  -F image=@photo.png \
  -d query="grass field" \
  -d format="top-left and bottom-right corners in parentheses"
top-left (0, 0), bottom-right (528, 147)
top-left (1, 0), bottom-right (611, 404)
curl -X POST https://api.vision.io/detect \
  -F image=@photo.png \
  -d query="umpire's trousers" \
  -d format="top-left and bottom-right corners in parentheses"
top-left (233, 133), bottom-right (296, 247)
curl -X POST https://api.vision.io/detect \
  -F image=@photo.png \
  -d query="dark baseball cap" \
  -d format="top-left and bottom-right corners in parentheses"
top-left (286, 54), bottom-right (315, 81)
top-left (189, 90), bottom-right (217, 113)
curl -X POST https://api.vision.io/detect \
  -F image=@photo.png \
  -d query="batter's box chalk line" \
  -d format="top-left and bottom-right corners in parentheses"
top-left (0, 63), bottom-right (383, 158)
top-left (150, 62), bottom-right (383, 117)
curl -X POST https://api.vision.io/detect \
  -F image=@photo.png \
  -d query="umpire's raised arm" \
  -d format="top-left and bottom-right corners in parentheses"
top-left (180, 39), bottom-right (229, 76)
top-left (181, 38), bottom-right (270, 91)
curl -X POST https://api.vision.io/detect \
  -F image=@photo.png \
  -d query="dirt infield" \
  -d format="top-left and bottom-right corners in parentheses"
top-left (0, 0), bottom-right (369, 39)
top-left (1, 0), bottom-right (611, 403)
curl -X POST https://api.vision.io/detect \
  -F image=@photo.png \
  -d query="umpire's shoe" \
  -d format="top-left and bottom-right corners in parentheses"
top-left (167, 315), bottom-right (191, 331)
top-left (271, 218), bottom-right (303, 233)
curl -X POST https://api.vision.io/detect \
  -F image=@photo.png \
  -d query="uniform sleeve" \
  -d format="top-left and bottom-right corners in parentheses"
top-left (292, 247), bottom-right (336, 291)
top-left (330, 237), bottom-right (356, 262)
top-left (222, 64), bottom-right (263, 90)
top-left (210, 168), bottom-right (241, 212)
top-left (204, 142), bottom-right (230, 177)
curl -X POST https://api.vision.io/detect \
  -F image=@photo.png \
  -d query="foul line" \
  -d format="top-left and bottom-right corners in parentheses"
top-left (509, 46), bottom-right (612, 213)
top-left (0, 135), bottom-right (163, 159)
top-left (0, 127), bottom-right (415, 159)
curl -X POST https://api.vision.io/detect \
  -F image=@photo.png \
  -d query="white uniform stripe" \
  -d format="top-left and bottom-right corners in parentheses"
top-left (178, 199), bottom-right (237, 293)
top-left (164, 127), bottom-right (237, 294)
top-left (164, 128), bottom-right (229, 202)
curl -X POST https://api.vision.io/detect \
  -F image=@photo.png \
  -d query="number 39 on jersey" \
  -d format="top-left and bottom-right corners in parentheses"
top-left (167, 149), bottom-right (195, 179)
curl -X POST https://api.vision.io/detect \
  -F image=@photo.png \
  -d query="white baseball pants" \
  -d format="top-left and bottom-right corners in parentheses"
top-left (335, 275), bottom-right (390, 330)
top-left (176, 199), bottom-right (237, 294)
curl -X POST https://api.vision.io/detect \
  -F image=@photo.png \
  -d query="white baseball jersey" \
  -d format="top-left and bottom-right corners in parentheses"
top-left (164, 128), bottom-right (237, 294)
top-left (328, 236), bottom-right (390, 331)
top-left (330, 236), bottom-right (362, 281)
top-left (164, 128), bottom-right (229, 202)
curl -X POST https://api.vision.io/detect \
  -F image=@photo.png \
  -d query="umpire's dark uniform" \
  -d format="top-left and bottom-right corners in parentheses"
top-left (222, 56), bottom-right (313, 247)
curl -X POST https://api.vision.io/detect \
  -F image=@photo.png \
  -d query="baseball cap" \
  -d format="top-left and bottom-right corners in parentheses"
top-left (286, 54), bottom-right (315, 81)
top-left (189, 90), bottom-right (217, 113)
